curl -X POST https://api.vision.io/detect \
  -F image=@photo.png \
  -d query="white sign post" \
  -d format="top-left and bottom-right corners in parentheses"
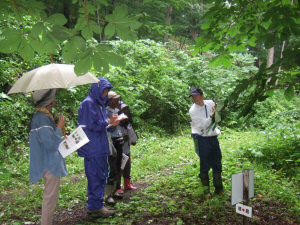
top-left (231, 169), bottom-right (254, 225)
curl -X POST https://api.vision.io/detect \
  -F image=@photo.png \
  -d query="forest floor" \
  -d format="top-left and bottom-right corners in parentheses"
top-left (2, 131), bottom-right (299, 225)
top-left (50, 180), bottom-right (299, 225)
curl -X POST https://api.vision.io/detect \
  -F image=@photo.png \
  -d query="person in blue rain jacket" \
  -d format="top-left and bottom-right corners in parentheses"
top-left (29, 88), bottom-right (67, 225)
top-left (77, 77), bottom-right (120, 218)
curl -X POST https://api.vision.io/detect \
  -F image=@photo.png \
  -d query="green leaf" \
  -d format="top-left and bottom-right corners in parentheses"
top-left (215, 111), bottom-right (221, 123)
top-left (74, 49), bottom-right (93, 75)
top-left (216, 101), bottom-right (224, 111)
top-left (128, 19), bottom-right (142, 29)
top-left (92, 25), bottom-right (102, 35)
top-left (209, 54), bottom-right (232, 68)
top-left (113, 6), bottom-right (128, 20)
top-left (284, 85), bottom-right (294, 101)
top-left (201, 22), bottom-right (210, 30)
top-left (18, 38), bottom-right (34, 61)
top-left (62, 36), bottom-right (86, 63)
top-left (47, 13), bottom-right (67, 26)
top-left (282, 0), bottom-right (291, 5)
top-left (92, 55), bottom-right (110, 73)
top-left (31, 22), bottom-right (45, 36)
top-left (81, 26), bottom-right (93, 40)
top-left (115, 24), bottom-right (136, 41)
top-left (104, 23), bottom-right (115, 38)
top-left (102, 52), bottom-right (126, 67)
top-left (28, 37), bottom-right (45, 54)
top-left (42, 34), bottom-right (59, 53)
top-left (51, 26), bottom-right (72, 42)
top-left (75, 57), bottom-right (93, 75)
top-left (0, 28), bottom-right (22, 54)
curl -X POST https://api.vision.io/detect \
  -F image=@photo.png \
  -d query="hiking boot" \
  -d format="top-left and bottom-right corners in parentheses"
top-left (213, 173), bottom-right (224, 195)
top-left (124, 178), bottom-right (137, 190)
top-left (199, 173), bottom-right (211, 196)
top-left (88, 207), bottom-right (114, 218)
top-left (116, 188), bottom-right (124, 194)
top-left (105, 196), bottom-right (116, 206)
top-left (113, 192), bottom-right (124, 199)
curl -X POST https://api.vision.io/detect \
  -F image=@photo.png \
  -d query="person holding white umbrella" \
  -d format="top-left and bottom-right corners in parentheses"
top-left (29, 88), bottom-right (68, 225)
top-left (8, 63), bottom-right (100, 224)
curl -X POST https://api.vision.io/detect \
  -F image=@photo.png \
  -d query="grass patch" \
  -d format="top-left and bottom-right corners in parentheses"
top-left (0, 128), bottom-right (299, 224)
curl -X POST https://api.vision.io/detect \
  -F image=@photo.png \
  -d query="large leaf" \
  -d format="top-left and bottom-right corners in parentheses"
top-left (81, 26), bottom-right (93, 40)
top-left (50, 26), bottom-right (72, 42)
top-left (215, 111), bottom-right (221, 123)
top-left (284, 85), bottom-right (294, 101)
top-left (28, 37), bottom-right (45, 54)
top-left (18, 38), bottom-right (34, 61)
top-left (47, 13), bottom-right (67, 26)
top-left (209, 54), bottom-right (232, 68)
top-left (62, 36), bottom-right (86, 63)
top-left (104, 23), bottom-right (116, 38)
top-left (92, 55), bottom-right (110, 73)
top-left (74, 49), bottom-right (93, 75)
top-left (0, 28), bottom-right (22, 54)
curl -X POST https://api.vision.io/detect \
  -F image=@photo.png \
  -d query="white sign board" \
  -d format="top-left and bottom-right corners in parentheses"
top-left (231, 170), bottom-right (254, 205)
top-left (236, 203), bottom-right (252, 218)
top-left (231, 172), bottom-right (243, 205)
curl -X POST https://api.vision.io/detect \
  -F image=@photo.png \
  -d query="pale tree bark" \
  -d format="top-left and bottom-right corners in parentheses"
top-left (267, 47), bottom-right (274, 68)
top-left (163, 6), bottom-right (173, 41)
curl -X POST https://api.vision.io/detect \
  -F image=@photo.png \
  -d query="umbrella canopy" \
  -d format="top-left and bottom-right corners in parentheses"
top-left (8, 63), bottom-right (99, 94)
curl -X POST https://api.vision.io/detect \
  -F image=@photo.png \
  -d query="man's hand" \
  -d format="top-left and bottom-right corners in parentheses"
top-left (210, 104), bottom-right (216, 118)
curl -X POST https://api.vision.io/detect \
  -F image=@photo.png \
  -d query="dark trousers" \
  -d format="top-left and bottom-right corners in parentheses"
top-left (84, 156), bottom-right (108, 210)
top-left (195, 136), bottom-right (222, 174)
top-left (107, 139), bottom-right (123, 186)
top-left (122, 153), bottom-right (131, 179)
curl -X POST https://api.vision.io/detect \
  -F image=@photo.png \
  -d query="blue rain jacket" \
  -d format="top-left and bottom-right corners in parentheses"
top-left (77, 77), bottom-right (112, 158)
top-left (29, 112), bottom-right (68, 183)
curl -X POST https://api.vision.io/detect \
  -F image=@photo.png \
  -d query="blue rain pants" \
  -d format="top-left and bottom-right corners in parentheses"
top-left (84, 156), bottom-right (108, 210)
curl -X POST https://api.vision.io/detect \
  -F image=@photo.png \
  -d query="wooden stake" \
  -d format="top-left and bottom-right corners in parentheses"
top-left (243, 170), bottom-right (250, 225)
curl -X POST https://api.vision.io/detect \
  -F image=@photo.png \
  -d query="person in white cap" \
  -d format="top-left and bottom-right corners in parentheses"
top-left (29, 89), bottom-right (68, 225)
top-left (105, 91), bottom-right (124, 205)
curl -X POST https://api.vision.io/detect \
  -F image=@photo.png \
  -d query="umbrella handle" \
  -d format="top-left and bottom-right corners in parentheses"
top-left (62, 126), bottom-right (66, 136)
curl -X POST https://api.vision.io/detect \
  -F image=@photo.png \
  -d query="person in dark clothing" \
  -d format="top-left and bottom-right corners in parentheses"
top-left (119, 102), bottom-right (138, 191)
top-left (77, 78), bottom-right (120, 217)
top-left (104, 91), bottom-right (125, 205)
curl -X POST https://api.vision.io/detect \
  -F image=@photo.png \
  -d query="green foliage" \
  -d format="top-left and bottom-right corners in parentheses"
top-left (238, 124), bottom-right (300, 178)
top-left (192, 0), bottom-right (300, 119)
top-left (0, 0), bottom-right (141, 74)
top-left (105, 40), bottom-right (259, 131)
top-left (1, 129), bottom-right (299, 224)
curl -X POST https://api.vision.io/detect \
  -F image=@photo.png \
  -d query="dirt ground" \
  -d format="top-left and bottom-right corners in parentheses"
top-left (51, 181), bottom-right (299, 225)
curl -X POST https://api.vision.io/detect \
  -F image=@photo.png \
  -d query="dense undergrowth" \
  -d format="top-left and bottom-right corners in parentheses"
top-left (0, 128), bottom-right (299, 224)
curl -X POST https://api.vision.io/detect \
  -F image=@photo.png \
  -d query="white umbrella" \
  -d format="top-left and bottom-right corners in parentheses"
top-left (8, 63), bottom-right (99, 94)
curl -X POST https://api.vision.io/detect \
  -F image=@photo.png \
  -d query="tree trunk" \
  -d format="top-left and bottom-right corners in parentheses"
top-left (163, 6), bottom-right (173, 41)
top-left (190, 30), bottom-right (198, 40)
top-left (267, 47), bottom-right (274, 68)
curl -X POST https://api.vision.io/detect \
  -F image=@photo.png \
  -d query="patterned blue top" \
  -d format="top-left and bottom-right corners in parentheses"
top-left (29, 111), bottom-right (68, 183)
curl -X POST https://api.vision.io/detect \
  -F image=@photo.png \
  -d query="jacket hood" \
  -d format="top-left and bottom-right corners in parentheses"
top-left (89, 77), bottom-right (113, 105)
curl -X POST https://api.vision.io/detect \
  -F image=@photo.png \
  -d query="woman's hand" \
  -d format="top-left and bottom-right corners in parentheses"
top-left (57, 114), bottom-right (66, 130)
top-left (109, 115), bottom-right (120, 127)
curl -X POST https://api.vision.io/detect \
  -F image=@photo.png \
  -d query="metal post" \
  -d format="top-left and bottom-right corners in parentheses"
top-left (243, 170), bottom-right (249, 225)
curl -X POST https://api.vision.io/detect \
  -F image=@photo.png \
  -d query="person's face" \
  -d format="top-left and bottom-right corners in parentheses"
top-left (109, 98), bottom-right (120, 109)
top-left (192, 94), bottom-right (203, 105)
top-left (47, 100), bottom-right (55, 110)
top-left (102, 88), bottom-right (109, 98)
